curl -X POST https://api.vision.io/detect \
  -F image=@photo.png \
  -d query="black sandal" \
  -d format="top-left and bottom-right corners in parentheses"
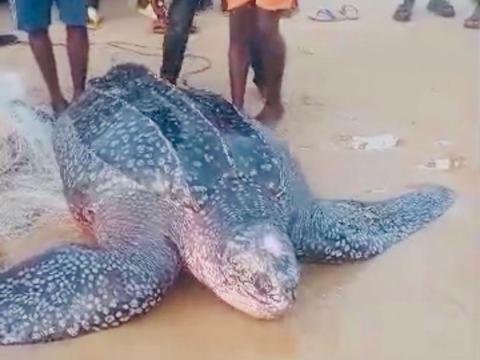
top-left (464, 5), bottom-right (480, 29)
top-left (393, 2), bottom-right (414, 22)
top-left (0, 35), bottom-right (19, 47)
top-left (426, 0), bottom-right (455, 18)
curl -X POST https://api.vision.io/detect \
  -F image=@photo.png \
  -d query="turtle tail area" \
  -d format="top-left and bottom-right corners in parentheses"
top-left (289, 185), bottom-right (455, 264)
top-left (0, 240), bottom-right (181, 345)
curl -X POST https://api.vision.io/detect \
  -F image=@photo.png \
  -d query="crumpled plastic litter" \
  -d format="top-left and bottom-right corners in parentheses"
top-left (418, 156), bottom-right (466, 171)
top-left (336, 133), bottom-right (401, 151)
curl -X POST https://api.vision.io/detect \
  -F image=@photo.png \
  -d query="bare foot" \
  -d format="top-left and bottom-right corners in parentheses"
top-left (254, 81), bottom-right (267, 100)
top-left (464, 6), bottom-right (480, 29)
top-left (255, 103), bottom-right (284, 124)
top-left (72, 90), bottom-right (84, 103)
top-left (51, 98), bottom-right (69, 118)
top-left (160, 73), bottom-right (177, 85)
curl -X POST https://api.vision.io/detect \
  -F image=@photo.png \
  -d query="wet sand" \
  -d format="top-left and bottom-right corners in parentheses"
top-left (0, 0), bottom-right (479, 359)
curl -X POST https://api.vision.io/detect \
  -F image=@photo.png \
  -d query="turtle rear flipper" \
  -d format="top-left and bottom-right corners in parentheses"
top-left (289, 185), bottom-right (455, 263)
top-left (0, 236), bottom-right (181, 345)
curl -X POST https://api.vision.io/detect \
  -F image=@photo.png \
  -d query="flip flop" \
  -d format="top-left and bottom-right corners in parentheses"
top-left (308, 5), bottom-right (359, 22)
top-left (152, 18), bottom-right (168, 34)
top-left (464, 16), bottom-right (480, 29)
top-left (87, 7), bottom-right (103, 30)
top-left (151, 20), bottom-right (199, 34)
top-left (393, 2), bottom-right (414, 22)
top-left (0, 34), bottom-right (19, 47)
top-left (464, 5), bottom-right (480, 29)
top-left (426, 0), bottom-right (455, 18)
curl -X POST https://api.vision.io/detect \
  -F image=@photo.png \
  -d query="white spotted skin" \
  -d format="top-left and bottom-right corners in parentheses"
top-left (0, 234), bottom-right (181, 345)
top-left (80, 65), bottom-right (301, 318)
top-left (289, 185), bottom-right (455, 263)
top-left (65, 65), bottom-right (454, 320)
top-left (177, 209), bottom-right (299, 319)
top-left (175, 86), bottom-right (454, 314)
top-left (171, 173), bottom-right (300, 319)
top-left (0, 63), bottom-right (455, 344)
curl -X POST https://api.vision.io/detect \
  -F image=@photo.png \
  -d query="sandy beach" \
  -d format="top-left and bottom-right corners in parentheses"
top-left (0, 0), bottom-right (478, 359)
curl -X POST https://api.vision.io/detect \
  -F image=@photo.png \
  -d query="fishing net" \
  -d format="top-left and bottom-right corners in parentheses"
top-left (0, 72), bottom-right (70, 245)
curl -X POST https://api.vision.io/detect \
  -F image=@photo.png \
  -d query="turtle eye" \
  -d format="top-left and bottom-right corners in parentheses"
top-left (254, 272), bottom-right (273, 295)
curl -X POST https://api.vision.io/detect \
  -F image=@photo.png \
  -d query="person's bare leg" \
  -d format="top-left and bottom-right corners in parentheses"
top-left (255, 8), bottom-right (285, 123)
top-left (250, 37), bottom-right (266, 99)
top-left (66, 26), bottom-right (89, 102)
top-left (28, 29), bottom-right (68, 115)
top-left (229, 5), bottom-right (254, 110)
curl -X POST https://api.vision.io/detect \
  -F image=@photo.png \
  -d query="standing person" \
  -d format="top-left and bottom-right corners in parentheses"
top-left (393, 0), bottom-right (480, 28)
top-left (393, 0), bottom-right (454, 21)
top-left (226, 0), bottom-right (297, 123)
top-left (221, 0), bottom-right (265, 98)
top-left (9, 0), bottom-right (89, 116)
top-left (148, 0), bottom-right (263, 88)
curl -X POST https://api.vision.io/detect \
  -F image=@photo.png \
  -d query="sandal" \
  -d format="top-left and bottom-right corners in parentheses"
top-left (0, 34), bottom-right (19, 47)
top-left (465, 16), bottom-right (480, 29)
top-left (426, 0), bottom-right (455, 18)
top-left (308, 4), bottom-right (359, 22)
top-left (464, 6), bottom-right (480, 29)
top-left (87, 7), bottom-right (103, 30)
top-left (152, 20), bottom-right (199, 34)
top-left (150, 0), bottom-right (199, 35)
top-left (152, 18), bottom-right (168, 34)
top-left (393, 2), bottom-right (414, 22)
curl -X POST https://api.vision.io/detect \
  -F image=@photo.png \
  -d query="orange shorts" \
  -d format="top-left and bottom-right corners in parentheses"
top-left (225, 0), bottom-right (297, 12)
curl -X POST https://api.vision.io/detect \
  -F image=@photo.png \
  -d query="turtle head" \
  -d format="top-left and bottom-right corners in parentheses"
top-left (220, 223), bottom-right (299, 319)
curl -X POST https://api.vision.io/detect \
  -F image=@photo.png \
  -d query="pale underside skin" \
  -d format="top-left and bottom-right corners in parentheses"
top-left (0, 64), bottom-right (455, 345)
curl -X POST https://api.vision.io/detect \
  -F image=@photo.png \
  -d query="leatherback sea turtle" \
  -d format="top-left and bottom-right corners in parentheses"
top-left (0, 63), bottom-right (454, 345)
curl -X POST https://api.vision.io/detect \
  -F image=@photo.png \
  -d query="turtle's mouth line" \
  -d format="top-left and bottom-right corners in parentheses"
top-left (248, 292), bottom-right (271, 306)
top-left (246, 289), bottom-right (289, 307)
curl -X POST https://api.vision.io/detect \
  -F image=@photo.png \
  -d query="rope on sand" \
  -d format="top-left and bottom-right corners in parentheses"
top-left (105, 41), bottom-right (212, 86)
top-left (6, 40), bottom-right (212, 86)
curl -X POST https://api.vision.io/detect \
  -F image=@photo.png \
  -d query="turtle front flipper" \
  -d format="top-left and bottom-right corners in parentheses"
top-left (0, 236), bottom-right (181, 345)
top-left (289, 185), bottom-right (455, 264)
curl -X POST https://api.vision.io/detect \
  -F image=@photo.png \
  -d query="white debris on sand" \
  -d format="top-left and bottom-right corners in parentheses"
top-left (336, 133), bottom-right (402, 151)
top-left (418, 156), bottom-right (466, 171)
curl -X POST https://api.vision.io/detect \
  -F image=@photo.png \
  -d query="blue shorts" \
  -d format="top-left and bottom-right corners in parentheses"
top-left (9, 0), bottom-right (87, 33)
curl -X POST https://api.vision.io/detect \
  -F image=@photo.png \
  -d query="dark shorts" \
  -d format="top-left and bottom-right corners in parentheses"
top-left (9, 0), bottom-right (87, 32)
